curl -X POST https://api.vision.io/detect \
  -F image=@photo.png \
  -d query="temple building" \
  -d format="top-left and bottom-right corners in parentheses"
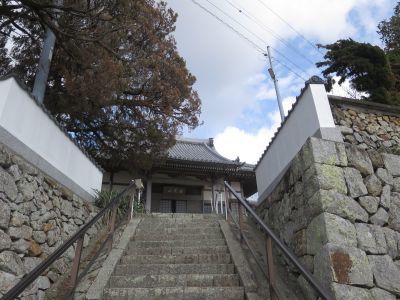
top-left (102, 137), bottom-right (256, 213)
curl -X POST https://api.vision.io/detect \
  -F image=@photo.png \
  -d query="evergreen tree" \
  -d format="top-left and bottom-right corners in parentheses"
top-left (378, 2), bottom-right (400, 96)
top-left (316, 39), bottom-right (396, 104)
top-left (0, 1), bottom-right (201, 175)
top-left (317, 2), bottom-right (400, 105)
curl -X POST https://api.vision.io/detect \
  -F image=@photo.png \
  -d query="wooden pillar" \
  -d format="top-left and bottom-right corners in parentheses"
top-left (145, 177), bottom-right (152, 213)
top-left (211, 179), bottom-right (215, 213)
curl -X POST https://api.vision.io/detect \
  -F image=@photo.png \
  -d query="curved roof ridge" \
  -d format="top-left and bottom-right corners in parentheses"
top-left (202, 141), bottom-right (236, 164)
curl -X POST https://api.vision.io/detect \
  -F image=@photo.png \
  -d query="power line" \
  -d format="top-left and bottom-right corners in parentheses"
top-left (254, 0), bottom-right (324, 55)
top-left (271, 46), bottom-right (312, 78)
top-left (224, 0), bottom-right (316, 66)
top-left (190, 0), bottom-right (312, 82)
top-left (190, 0), bottom-right (265, 54)
top-left (272, 58), bottom-right (307, 82)
top-left (203, 0), bottom-right (267, 50)
top-left (201, 0), bottom-right (311, 78)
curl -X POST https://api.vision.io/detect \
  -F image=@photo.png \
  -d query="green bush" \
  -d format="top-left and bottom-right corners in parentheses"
top-left (93, 189), bottom-right (131, 218)
top-left (93, 189), bottom-right (145, 219)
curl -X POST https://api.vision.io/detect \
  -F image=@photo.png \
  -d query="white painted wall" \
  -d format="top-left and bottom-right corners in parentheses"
top-left (0, 77), bottom-right (103, 200)
top-left (255, 82), bottom-right (338, 202)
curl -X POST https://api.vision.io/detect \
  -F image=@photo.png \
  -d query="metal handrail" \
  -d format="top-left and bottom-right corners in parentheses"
top-left (224, 181), bottom-right (333, 300)
top-left (1, 182), bottom-right (138, 300)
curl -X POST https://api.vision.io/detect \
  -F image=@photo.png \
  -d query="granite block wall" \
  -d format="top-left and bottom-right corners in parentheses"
top-left (256, 137), bottom-right (400, 300)
top-left (0, 143), bottom-right (101, 299)
top-left (331, 101), bottom-right (400, 154)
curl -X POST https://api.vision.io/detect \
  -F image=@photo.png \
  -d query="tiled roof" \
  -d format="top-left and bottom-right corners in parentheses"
top-left (168, 137), bottom-right (254, 172)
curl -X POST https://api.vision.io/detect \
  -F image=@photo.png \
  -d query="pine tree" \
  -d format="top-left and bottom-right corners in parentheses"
top-left (317, 2), bottom-right (400, 105)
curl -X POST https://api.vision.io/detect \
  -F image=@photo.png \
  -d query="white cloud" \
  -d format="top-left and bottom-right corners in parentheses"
top-left (166, 0), bottom-right (392, 137)
top-left (329, 76), bottom-right (368, 99)
top-left (214, 97), bottom-right (296, 164)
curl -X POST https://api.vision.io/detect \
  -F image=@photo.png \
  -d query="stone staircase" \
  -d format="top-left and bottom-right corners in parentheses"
top-left (103, 213), bottom-right (245, 299)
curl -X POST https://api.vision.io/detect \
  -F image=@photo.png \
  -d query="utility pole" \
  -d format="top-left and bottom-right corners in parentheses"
top-left (32, 0), bottom-right (62, 104)
top-left (266, 46), bottom-right (285, 122)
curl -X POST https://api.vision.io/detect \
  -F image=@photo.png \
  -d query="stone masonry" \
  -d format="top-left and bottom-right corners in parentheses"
top-left (331, 98), bottom-right (400, 154)
top-left (256, 137), bottom-right (400, 299)
top-left (0, 143), bottom-right (100, 299)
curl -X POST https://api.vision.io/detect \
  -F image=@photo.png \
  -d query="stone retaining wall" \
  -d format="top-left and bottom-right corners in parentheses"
top-left (256, 137), bottom-right (400, 299)
top-left (331, 98), bottom-right (400, 154)
top-left (0, 143), bottom-right (101, 299)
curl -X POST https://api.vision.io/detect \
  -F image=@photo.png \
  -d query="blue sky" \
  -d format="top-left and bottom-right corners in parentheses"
top-left (166, 0), bottom-right (396, 164)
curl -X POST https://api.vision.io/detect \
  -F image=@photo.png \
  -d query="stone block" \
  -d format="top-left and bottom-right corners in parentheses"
top-left (368, 255), bottom-right (400, 295)
top-left (309, 190), bottom-right (368, 222)
top-left (8, 225), bottom-right (33, 240)
top-left (370, 207), bottom-right (389, 226)
top-left (383, 153), bottom-right (400, 176)
top-left (376, 168), bottom-right (393, 185)
top-left (0, 167), bottom-right (17, 201)
top-left (355, 223), bottom-right (387, 254)
top-left (0, 230), bottom-right (11, 251)
top-left (23, 257), bottom-right (42, 273)
top-left (369, 288), bottom-right (396, 300)
top-left (381, 185), bottom-right (391, 209)
top-left (61, 200), bottom-right (74, 218)
top-left (389, 192), bottom-right (400, 231)
top-left (0, 200), bottom-right (10, 230)
top-left (32, 231), bottom-right (46, 244)
top-left (29, 241), bottom-right (43, 257)
top-left (11, 239), bottom-right (31, 254)
top-left (359, 196), bottom-right (379, 214)
top-left (297, 275), bottom-right (318, 300)
top-left (292, 229), bottom-right (307, 256)
top-left (0, 251), bottom-right (25, 275)
top-left (346, 145), bottom-right (374, 176)
top-left (315, 164), bottom-right (347, 194)
top-left (298, 255), bottom-right (314, 273)
top-left (310, 138), bottom-right (347, 166)
top-left (393, 177), bottom-right (400, 192)
top-left (306, 213), bottom-right (357, 255)
top-left (17, 179), bottom-right (37, 201)
top-left (314, 243), bottom-right (373, 287)
top-left (367, 149), bottom-right (384, 169)
top-left (331, 283), bottom-right (371, 300)
top-left (10, 211), bottom-right (29, 227)
top-left (364, 174), bottom-right (382, 196)
top-left (383, 227), bottom-right (400, 259)
top-left (0, 270), bottom-right (17, 295)
top-left (344, 168), bottom-right (368, 198)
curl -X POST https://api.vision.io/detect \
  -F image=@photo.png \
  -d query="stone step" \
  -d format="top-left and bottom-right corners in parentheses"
top-left (133, 233), bottom-right (223, 241)
top-left (138, 222), bottom-right (220, 228)
top-left (148, 213), bottom-right (222, 220)
top-left (127, 245), bottom-right (229, 255)
top-left (108, 274), bottom-right (240, 288)
top-left (113, 264), bottom-right (235, 276)
top-left (120, 253), bottom-right (232, 265)
top-left (103, 286), bottom-right (244, 300)
top-left (134, 227), bottom-right (222, 235)
top-left (128, 239), bottom-right (226, 248)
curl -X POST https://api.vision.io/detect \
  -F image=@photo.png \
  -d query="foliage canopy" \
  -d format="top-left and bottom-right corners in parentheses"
top-left (0, 0), bottom-right (201, 174)
top-left (316, 2), bottom-right (400, 105)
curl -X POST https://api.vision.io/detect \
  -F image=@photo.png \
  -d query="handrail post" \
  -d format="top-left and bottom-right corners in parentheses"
top-left (238, 202), bottom-right (243, 242)
top-left (107, 204), bottom-right (118, 253)
top-left (266, 235), bottom-right (278, 300)
top-left (224, 186), bottom-right (231, 223)
top-left (69, 235), bottom-right (84, 289)
top-left (129, 190), bottom-right (135, 221)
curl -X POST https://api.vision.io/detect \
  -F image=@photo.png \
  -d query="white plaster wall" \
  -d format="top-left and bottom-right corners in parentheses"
top-left (0, 77), bottom-right (102, 199)
top-left (255, 83), bottom-right (336, 202)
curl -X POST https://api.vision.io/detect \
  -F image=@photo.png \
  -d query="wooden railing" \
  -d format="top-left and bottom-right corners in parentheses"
top-left (1, 181), bottom-right (141, 300)
top-left (223, 181), bottom-right (333, 300)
